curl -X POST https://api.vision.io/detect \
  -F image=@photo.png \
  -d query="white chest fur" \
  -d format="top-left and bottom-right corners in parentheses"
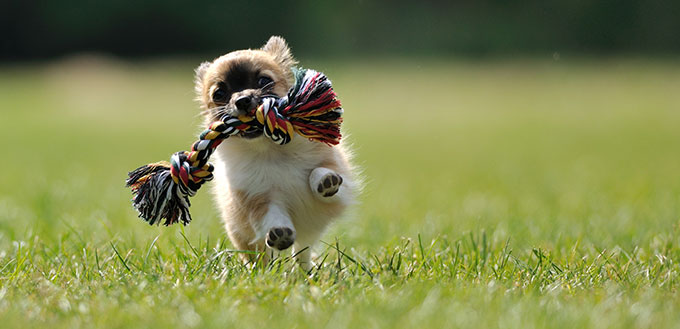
top-left (214, 137), bottom-right (323, 197)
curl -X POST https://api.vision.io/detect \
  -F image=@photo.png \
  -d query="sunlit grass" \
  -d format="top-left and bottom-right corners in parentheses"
top-left (1, 56), bottom-right (680, 328)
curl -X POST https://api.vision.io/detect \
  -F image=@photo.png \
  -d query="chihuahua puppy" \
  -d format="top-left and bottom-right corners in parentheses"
top-left (194, 36), bottom-right (357, 269)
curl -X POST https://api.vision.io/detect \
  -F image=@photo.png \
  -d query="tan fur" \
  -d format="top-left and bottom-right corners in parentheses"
top-left (225, 190), bottom-right (269, 262)
top-left (194, 36), bottom-right (358, 268)
top-left (261, 36), bottom-right (298, 75)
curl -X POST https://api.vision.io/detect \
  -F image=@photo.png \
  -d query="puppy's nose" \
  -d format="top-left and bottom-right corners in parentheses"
top-left (235, 96), bottom-right (254, 112)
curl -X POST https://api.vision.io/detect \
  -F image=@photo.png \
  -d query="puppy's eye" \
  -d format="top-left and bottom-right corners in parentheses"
top-left (212, 88), bottom-right (227, 102)
top-left (257, 76), bottom-right (273, 88)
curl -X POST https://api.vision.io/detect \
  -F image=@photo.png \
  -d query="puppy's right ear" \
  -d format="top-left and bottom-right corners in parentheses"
top-left (194, 61), bottom-right (211, 99)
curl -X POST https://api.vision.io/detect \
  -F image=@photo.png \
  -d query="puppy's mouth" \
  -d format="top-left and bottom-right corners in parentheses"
top-left (239, 127), bottom-right (263, 139)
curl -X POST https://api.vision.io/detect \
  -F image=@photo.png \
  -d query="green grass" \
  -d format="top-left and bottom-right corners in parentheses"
top-left (1, 56), bottom-right (680, 328)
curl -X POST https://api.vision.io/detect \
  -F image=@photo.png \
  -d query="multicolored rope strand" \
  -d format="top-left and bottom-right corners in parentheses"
top-left (126, 68), bottom-right (343, 226)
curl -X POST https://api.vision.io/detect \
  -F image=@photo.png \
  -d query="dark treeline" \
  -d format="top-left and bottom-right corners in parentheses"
top-left (2, 0), bottom-right (679, 60)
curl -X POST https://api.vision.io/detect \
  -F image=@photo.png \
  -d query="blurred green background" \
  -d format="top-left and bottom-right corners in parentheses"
top-left (0, 0), bottom-right (679, 259)
top-left (2, 2), bottom-right (680, 328)
top-left (2, 57), bottom-right (679, 250)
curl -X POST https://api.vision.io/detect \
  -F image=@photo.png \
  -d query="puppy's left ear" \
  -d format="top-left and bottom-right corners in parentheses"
top-left (194, 61), bottom-right (211, 106)
top-left (194, 61), bottom-right (210, 93)
top-left (262, 36), bottom-right (298, 68)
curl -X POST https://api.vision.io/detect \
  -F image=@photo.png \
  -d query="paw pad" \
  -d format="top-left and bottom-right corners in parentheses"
top-left (265, 227), bottom-right (295, 250)
top-left (317, 173), bottom-right (343, 197)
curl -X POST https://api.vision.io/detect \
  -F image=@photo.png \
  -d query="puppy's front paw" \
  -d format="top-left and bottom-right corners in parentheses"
top-left (265, 227), bottom-right (295, 250)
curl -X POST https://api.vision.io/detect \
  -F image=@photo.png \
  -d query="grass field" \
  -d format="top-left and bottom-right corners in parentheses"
top-left (1, 56), bottom-right (680, 328)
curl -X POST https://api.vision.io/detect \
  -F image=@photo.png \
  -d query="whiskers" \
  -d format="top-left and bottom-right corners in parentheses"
top-left (199, 105), bottom-right (230, 119)
top-left (259, 84), bottom-right (281, 102)
top-left (260, 81), bottom-right (276, 91)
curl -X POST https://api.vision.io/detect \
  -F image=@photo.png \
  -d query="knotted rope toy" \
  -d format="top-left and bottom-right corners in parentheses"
top-left (126, 68), bottom-right (343, 226)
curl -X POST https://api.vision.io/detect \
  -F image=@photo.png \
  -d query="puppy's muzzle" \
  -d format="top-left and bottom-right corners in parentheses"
top-left (235, 95), bottom-right (257, 114)
top-left (233, 95), bottom-right (263, 139)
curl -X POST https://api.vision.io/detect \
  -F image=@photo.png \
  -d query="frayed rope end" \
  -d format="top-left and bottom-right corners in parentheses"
top-left (126, 161), bottom-right (192, 226)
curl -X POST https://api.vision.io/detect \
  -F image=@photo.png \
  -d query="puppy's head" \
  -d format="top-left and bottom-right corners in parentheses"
top-left (195, 36), bottom-right (298, 138)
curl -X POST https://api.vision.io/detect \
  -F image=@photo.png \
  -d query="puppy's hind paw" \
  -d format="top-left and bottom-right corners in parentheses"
top-left (265, 227), bottom-right (295, 250)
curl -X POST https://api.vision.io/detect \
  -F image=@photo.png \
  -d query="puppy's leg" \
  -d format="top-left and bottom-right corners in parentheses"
top-left (252, 202), bottom-right (296, 252)
top-left (228, 234), bottom-right (266, 265)
top-left (309, 167), bottom-right (343, 200)
top-left (292, 235), bottom-right (318, 272)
